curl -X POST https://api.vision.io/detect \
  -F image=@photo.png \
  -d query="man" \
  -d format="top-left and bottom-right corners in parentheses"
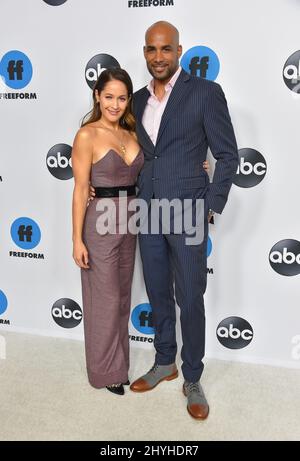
top-left (129, 21), bottom-right (238, 420)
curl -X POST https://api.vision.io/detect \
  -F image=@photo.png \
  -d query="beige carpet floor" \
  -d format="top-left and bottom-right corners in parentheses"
top-left (0, 331), bottom-right (300, 441)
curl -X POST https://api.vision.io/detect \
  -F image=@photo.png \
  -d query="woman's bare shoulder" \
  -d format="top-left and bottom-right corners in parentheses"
top-left (75, 125), bottom-right (100, 144)
top-left (77, 124), bottom-right (95, 136)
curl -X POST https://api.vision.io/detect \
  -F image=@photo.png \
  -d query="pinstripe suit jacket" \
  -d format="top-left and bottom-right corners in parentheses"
top-left (133, 68), bottom-right (238, 214)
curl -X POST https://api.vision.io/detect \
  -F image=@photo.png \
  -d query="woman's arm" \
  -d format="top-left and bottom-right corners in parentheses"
top-left (72, 128), bottom-right (93, 268)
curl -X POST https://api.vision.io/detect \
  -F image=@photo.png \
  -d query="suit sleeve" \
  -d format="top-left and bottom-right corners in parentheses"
top-left (203, 83), bottom-right (239, 214)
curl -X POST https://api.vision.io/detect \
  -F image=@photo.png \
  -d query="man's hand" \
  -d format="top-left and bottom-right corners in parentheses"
top-left (208, 210), bottom-right (215, 224)
top-left (87, 183), bottom-right (96, 206)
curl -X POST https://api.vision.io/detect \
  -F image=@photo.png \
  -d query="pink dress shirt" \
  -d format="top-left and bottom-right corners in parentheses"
top-left (142, 66), bottom-right (182, 146)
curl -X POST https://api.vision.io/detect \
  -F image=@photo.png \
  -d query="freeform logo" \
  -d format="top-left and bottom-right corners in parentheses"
top-left (269, 239), bottom-right (300, 276)
top-left (46, 144), bottom-right (73, 180)
top-left (43, 0), bottom-right (68, 5)
top-left (52, 299), bottom-right (82, 328)
top-left (233, 148), bottom-right (267, 188)
top-left (0, 50), bottom-right (33, 90)
top-left (129, 335), bottom-right (154, 344)
top-left (131, 303), bottom-right (154, 335)
top-left (216, 317), bottom-right (253, 349)
top-left (181, 46), bottom-right (220, 81)
top-left (11, 217), bottom-right (41, 250)
top-left (85, 54), bottom-right (120, 89)
top-left (0, 290), bottom-right (8, 316)
top-left (0, 290), bottom-right (10, 327)
top-left (207, 236), bottom-right (212, 257)
top-left (128, 0), bottom-right (174, 6)
top-left (283, 50), bottom-right (300, 94)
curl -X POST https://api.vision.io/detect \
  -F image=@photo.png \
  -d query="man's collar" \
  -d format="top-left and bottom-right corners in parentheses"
top-left (146, 66), bottom-right (182, 96)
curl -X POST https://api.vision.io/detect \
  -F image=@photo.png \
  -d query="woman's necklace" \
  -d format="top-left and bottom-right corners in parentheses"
top-left (98, 122), bottom-right (127, 156)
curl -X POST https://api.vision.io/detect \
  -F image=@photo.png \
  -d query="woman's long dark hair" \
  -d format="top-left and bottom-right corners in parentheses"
top-left (81, 68), bottom-right (136, 132)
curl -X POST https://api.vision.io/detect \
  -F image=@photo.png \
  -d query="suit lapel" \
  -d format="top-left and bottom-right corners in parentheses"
top-left (155, 69), bottom-right (191, 147)
top-left (134, 87), bottom-right (155, 151)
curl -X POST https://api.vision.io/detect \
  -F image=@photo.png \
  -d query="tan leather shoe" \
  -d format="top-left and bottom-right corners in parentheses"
top-left (130, 363), bottom-right (178, 392)
top-left (183, 382), bottom-right (209, 420)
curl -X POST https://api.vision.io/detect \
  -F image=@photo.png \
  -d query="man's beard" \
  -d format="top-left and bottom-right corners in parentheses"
top-left (147, 62), bottom-right (177, 82)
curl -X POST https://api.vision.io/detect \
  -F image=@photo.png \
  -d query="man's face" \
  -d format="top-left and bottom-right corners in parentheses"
top-left (143, 28), bottom-right (182, 83)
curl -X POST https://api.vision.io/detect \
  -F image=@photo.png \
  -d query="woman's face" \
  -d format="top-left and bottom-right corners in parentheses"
top-left (96, 79), bottom-right (129, 124)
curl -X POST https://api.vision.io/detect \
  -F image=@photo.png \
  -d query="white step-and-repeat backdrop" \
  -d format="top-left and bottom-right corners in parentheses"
top-left (1, 0), bottom-right (300, 368)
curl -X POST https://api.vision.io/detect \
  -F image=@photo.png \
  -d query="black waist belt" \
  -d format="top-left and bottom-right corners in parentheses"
top-left (94, 185), bottom-right (136, 198)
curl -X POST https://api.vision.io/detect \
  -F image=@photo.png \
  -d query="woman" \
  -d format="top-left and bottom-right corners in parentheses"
top-left (72, 68), bottom-right (143, 395)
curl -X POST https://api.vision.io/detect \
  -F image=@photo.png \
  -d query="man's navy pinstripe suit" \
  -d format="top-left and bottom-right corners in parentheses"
top-left (133, 68), bottom-right (238, 382)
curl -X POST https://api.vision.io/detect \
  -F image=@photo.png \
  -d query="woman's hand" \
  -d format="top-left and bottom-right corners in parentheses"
top-left (73, 241), bottom-right (90, 269)
top-left (203, 160), bottom-right (210, 173)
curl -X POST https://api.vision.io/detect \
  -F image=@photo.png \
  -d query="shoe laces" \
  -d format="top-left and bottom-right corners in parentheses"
top-left (186, 382), bottom-right (202, 395)
top-left (149, 364), bottom-right (159, 374)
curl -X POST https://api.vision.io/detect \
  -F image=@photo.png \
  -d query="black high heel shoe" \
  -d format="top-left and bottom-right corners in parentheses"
top-left (106, 384), bottom-right (125, 395)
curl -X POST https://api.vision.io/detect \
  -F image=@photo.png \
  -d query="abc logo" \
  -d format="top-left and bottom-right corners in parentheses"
top-left (43, 0), bottom-right (67, 5)
top-left (0, 290), bottom-right (8, 316)
top-left (233, 148), bottom-right (267, 188)
top-left (85, 54), bottom-right (120, 89)
top-left (46, 144), bottom-right (73, 180)
top-left (216, 317), bottom-right (253, 349)
top-left (131, 303), bottom-right (154, 335)
top-left (52, 298), bottom-right (82, 328)
top-left (43, 0), bottom-right (67, 4)
top-left (269, 239), bottom-right (300, 276)
top-left (283, 50), bottom-right (300, 93)
top-left (181, 46), bottom-right (220, 81)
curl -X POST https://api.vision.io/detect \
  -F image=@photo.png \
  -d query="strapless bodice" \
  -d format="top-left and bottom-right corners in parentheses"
top-left (91, 149), bottom-right (144, 187)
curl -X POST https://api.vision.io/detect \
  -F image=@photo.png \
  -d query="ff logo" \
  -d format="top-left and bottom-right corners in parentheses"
top-left (0, 50), bottom-right (33, 89)
top-left (43, 0), bottom-right (68, 5)
top-left (283, 50), bottom-right (300, 94)
top-left (131, 303), bottom-right (154, 335)
top-left (85, 54), bottom-right (120, 89)
top-left (52, 299), bottom-right (82, 328)
top-left (0, 290), bottom-right (8, 316)
top-left (46, 144), bottom-right (73, 180)
top-left (11, 217), bottom-right (41, 250)
top-left (233, 148), bottom-right (267, 188)
top-left (216, 317), bottom-right (253, 349)
top-left (181, 46), bottom-right (220, 81)
top-left (269, 239), bottom-right (300, 276)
